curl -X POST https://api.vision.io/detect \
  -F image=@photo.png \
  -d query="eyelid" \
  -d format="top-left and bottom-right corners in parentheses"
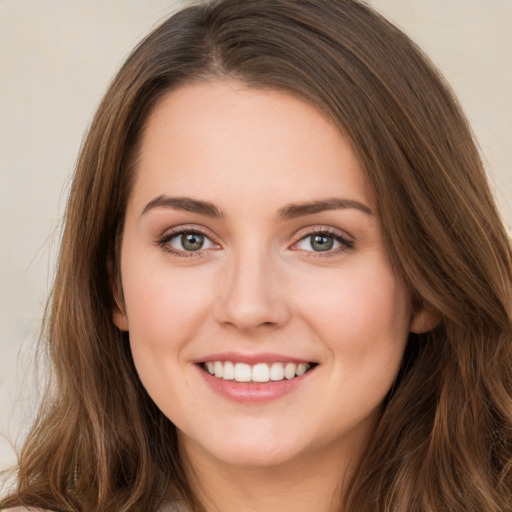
top-left (156, 224), bottom-right (221, 256)
top-left (155, 224), bottom-right (354, 257)
top-left (289, 226), bottom-right (355, 254)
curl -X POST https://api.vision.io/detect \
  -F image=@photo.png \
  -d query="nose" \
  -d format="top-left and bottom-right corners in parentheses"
top-left (215, 246), bottom-right (290, 334)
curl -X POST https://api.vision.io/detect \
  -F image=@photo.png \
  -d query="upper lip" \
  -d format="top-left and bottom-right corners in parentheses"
top-left (194, 352), bottom-right (316, 365)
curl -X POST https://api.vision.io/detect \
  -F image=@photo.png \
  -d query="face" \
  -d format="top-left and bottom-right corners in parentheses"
top-left (115, 80), bottom-right (424, 470)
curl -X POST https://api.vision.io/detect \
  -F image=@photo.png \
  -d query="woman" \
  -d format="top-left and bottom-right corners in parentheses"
top-left (2, 0), bottom-right (511, 511)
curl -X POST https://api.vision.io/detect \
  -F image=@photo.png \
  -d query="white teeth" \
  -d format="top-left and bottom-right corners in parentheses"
top-left (252, 363), bottom-right (270, 382)
top-left (203, 361), bottom-right (312, 382)
top-left (223, 361), bottom-right (235, 380)
top-left (214, 361), bottom-right (223, 378)
top-left (270, 362), bottom-right (285, 381)
top-left (284, 362), bottom-right (297, 380)
top-left (296, 363), bottom-right (308, 376)
top-left (234, 363), bottom-right (252, 382)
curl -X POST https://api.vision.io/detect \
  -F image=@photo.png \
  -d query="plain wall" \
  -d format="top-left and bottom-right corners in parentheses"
top-left (1, 0), bottom-right (511, 470)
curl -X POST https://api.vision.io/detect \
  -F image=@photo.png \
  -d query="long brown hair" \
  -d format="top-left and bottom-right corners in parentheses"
top-left (2, 0), bottom-right (511, 510)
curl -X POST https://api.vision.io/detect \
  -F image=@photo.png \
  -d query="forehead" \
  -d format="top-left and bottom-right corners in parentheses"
top-left (129, 80), bottom-right (375, 216)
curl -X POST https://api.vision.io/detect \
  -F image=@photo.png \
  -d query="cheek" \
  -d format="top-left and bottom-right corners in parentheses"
top-left (294, 256), bottom-right (411, 368)
top-left (120, 262), bottom-right (215, 418)
top-left (122, 260), bottom-right (214, 344)
top-left (296, 260), bottom-right (411, 428)
top-left (118, 244), bottom-right (217, 400)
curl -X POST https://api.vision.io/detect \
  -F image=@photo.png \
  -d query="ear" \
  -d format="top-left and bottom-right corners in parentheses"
top-left (113, 296), bottom-right (129, 331)
top-left (410, 306), bottom-right (440, 334)
top-left (108, 256), bottom-right (129, 332)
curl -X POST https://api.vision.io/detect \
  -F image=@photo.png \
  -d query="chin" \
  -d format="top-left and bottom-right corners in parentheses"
top-left (180, 424), bottom-right (313, 469)
top-left (221, 443), bottom-right (300, 468)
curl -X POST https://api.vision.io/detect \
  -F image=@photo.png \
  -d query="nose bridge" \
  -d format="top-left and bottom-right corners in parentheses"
top-left (215, 237), bottom-right (288, 332)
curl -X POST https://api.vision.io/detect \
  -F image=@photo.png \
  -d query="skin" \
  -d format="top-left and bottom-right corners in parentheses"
top-left (114, 80), bottom-right (433, 512)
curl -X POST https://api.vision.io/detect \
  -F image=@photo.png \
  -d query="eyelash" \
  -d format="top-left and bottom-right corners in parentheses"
top-left (292, 228), bottom-right (354, 257)
top-left (156, 227), bottom-right (354, 258)
top-left (156, 227), bottom-right (218, 258)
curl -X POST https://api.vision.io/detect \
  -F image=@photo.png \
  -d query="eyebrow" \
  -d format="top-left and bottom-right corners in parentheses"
top-left (141, 195), bottom-right (224, 218)
top-left (141, 195), bottom-right (373, 220)
top-left (276, 198), bottom-right (373, 220)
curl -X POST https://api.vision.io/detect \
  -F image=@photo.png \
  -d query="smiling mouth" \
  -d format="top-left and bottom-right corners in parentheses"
top-left (200, 361), bottom-right (317, 383)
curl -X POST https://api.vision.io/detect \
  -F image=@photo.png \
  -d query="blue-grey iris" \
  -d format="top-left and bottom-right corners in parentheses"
top-left (311, 234), bottom-right (333, 252)
top-left (182, 233), bottom-right (204, 251)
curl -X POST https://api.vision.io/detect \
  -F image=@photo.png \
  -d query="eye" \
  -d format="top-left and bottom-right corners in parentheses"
top-left (292, 230), bottom-right (353, 254)
top-left (158, 229), bottom-right (218, 255)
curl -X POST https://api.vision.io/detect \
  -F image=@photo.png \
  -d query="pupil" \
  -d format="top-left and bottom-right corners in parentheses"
top-left (182, 233), bottom-right (204, 251)
top-left (311, 235), bottom-right (333, 252)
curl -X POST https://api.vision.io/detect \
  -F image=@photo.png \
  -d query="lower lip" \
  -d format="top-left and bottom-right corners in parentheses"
top-left (197, 365), bottom-right (314, 403)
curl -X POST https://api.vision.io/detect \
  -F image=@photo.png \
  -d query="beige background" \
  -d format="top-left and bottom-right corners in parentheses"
top-left (1, 0), bottom-right (511, 469)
